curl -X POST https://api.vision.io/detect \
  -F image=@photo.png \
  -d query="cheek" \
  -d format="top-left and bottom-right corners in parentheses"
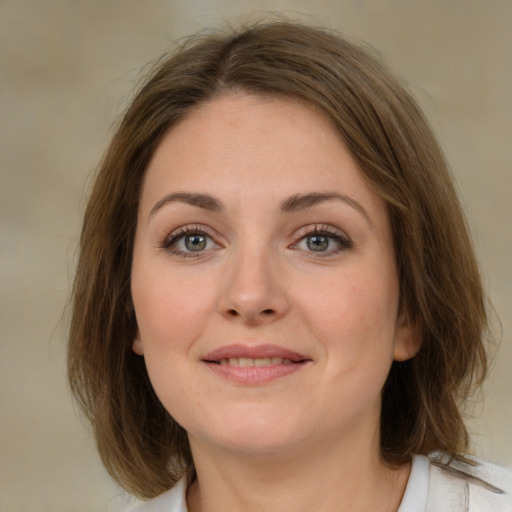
top-left (301, 266), bottom-right (399, 362)
top-left (131, 270), bottom-right (212, 417)
top-left (131, 266), bottom-right (217, 353)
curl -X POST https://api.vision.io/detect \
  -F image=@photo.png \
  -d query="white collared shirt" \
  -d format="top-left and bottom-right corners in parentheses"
top-left (126, 454), bottom-right (512, 511)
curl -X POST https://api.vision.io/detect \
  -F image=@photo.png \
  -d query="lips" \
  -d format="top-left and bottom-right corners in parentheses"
top-left (203, 344), bottom-right (308, 363)
top-left (202, 344), bottom-right (311, 384)
top-left (216, 356), bottom-right (296, 367)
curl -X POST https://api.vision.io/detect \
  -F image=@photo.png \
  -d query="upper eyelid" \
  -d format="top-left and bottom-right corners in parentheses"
top-left (160, 227), bottom-right (222, 259)
top-left (165, 224), bottom-right (218, 240)
top-left (293, 223), bottom-right (350, 239)
top-left (291, 224), bottom-right (352, 251)
top-left (159, 225), bottom-right (218, 251)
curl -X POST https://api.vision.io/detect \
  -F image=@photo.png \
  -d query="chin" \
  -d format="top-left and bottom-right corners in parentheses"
top-left (188, 409), bottom-right (312, 458)
top-left (204, 433), bottom-right (305, 459)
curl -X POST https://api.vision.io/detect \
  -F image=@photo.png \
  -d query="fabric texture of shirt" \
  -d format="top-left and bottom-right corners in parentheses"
top-left (126, 454), bottom-right (512, 511)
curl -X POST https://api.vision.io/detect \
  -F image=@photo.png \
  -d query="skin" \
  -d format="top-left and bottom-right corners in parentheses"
top-left (131, 93), bottom-right (420, 512)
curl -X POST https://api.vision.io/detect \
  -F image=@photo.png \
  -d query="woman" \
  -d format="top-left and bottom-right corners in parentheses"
top-left (68, 22), bottom-right (512, 511)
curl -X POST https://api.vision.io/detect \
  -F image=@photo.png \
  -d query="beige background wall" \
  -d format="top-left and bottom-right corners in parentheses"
top-left (1, 1), bottom-right (510, 510)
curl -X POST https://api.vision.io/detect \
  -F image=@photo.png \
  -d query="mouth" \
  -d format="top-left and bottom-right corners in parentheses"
top-left (201, 344), bottom-right (311, 384)
top-left (212, 356), bottom-right (298, 367)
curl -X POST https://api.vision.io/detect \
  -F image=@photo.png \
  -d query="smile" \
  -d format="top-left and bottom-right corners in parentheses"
top-left (202, 345), bottom-right (311, 384)
top-left (215, 357), bottom-right (295, 366)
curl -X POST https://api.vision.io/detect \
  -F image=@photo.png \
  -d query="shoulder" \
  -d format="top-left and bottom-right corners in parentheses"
top-left (124, 477), bottom-right (188, 512)
top-left (427, 454), bottom-right (512, 511)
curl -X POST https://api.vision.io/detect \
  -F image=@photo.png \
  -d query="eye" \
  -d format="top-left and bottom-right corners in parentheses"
top-left (180, 233), bottom-right (210, 252)
top-left (305, 234), bottom-right (331, 252)
top-left (162, 226), bottom-right (220, 256)
top-left (293, 225), bottom-right (352, 255)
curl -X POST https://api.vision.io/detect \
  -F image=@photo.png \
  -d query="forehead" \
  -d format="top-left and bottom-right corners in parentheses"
top-left (140, 93), bottom-right (385, 222)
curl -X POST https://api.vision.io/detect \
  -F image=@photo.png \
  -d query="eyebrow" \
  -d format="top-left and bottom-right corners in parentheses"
top-left (149, 192), bottom-right (223, 217)
top-left (149, 191), bottom-right (372, 227)
top-left (280, 192), bottom-right (373, 227)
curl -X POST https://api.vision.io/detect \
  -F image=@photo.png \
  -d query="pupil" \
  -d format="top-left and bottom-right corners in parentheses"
top-left (185, 235), bottom-right (206, 251)
top-left (307, 235), bottom-right (328, 251)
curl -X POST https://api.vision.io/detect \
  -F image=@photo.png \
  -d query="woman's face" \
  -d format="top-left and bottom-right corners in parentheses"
top-left (131, 94), bottom-right (417, 459)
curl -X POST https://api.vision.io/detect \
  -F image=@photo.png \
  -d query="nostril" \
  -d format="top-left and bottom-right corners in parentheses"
top-left (227, 309), bottom-right (239, 317)
top-left (262, 309), bottom-right (275, 315)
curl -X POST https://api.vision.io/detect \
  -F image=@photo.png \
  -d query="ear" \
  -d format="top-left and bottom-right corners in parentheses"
top-left (132, 328), bottom-right (144, 356)
top-left (393, 311), bottom-right (421, 362)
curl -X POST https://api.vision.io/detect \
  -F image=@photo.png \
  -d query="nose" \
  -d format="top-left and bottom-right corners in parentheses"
top-left (217, 243), bottom-right (290, 325)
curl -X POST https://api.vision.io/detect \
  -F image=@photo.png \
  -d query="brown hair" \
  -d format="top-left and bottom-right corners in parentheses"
top-left (68, 21), bottom-right (488, 499)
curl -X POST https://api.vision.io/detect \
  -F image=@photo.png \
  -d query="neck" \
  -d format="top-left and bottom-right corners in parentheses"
top-left (186, 429), bottom-right (411, 512)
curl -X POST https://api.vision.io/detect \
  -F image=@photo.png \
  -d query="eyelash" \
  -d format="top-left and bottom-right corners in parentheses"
top-left (160, 225), bottom-right (220, 258)
top-left (292, 224), bottom-right (352, 256)
top-left (160, 223), bottom-right (352, 258)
